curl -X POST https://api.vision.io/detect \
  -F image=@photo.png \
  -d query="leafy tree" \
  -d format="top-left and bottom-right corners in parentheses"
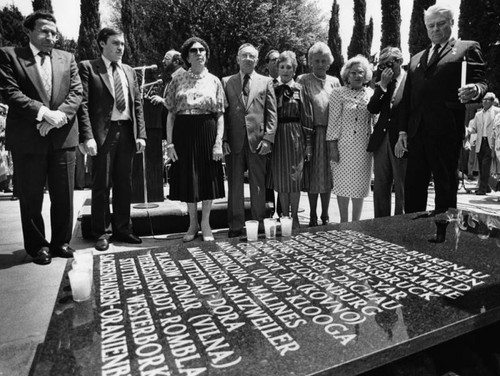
top-left (381, 0), bottom-right (401, 49)
top-left (408, 0), bottom-right (435, 56)
top-left (327, 0), bottom-right (344, 78)
top-left (0, 5), bottom-right (27, 47)
top-left (347, 0), bottom-right (368, 58)
top-left (112, 0), bottom-right (326, 78)
top-left (32, 0), bottom-right (53, 13)
top-left (77, 0), bottom-right (101, 61)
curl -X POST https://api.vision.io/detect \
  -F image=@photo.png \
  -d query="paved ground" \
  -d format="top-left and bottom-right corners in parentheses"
top-left (0, 180), bottom-right (499, 376)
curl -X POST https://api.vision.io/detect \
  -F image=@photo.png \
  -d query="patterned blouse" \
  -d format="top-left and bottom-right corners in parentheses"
top-left (165, 68), bottom-right (225, 114)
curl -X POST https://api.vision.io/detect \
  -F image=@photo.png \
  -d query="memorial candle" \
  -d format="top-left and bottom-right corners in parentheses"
top-left (461, 57), bottom-right (467, 87)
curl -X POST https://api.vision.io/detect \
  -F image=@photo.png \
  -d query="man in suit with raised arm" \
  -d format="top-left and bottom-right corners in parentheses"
top-left (222, 43), bottom-right (278, 237)
top-left (78, 27), bottom-right (147, 251)
top-left (0, 11), bottom-right (82, 265)
top-left (396, 3), bottom-right (487, 214)
top-left (367, 46), bottom-right (407, 218)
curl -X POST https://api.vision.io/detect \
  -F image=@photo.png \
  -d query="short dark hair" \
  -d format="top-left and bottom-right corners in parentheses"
top-left (265, 49), bottom-right (279, 63)
top-left (180, 37), bottom-right (210, 67)
top-left (97, 27), bottom-right (123, 51)
top-left (23, 11), bottom-right (57, 31)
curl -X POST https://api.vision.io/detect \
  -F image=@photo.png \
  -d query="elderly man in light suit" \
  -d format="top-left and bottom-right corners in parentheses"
top-left (0, 11), bottom-right (82, 265)
top-left (222, 43), bottom-right (278, 238)
top-left (466, 92), bottom-right (500, 195)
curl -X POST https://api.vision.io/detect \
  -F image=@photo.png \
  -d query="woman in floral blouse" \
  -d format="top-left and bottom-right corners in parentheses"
top-left (165, 37), bottom-right (225, 242)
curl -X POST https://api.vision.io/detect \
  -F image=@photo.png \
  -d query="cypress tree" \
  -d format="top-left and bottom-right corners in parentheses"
top-left (77, 0), bottom-right (101, 61)
top-left (0, 5), bottom-right (27, 47)
top-left (365, 16), bottom-right (374, 57)
top-left (121, 0), bottom-right (139, 66)
top-left (459, 0), bottom-right (500, 98)
top-left (32, 0), bottom-right (53, 13)
top-left (327, 0), bottom-right (344, 78)
top-left (347, 0), bottom-right (367, 58)
top-left (408, 0), bottom-right (435, 56)
top-left (381, 0), bottom-right (401, 49)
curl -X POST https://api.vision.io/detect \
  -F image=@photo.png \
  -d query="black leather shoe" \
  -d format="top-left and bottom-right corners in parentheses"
top-left (32, 247), bottom-right (51, 265)
top-left (228, 229), bottom-right (243, 238)
top-left (114, 233), bottom-right (142, 244)
top-left (321, 216), bottom-right (329, 225)
top-left (95, 238), bottom-right (109, 251)
top-left (475, 190), bottom-right (486, 195)
top-left (51, 244), bottom-right (74, 258)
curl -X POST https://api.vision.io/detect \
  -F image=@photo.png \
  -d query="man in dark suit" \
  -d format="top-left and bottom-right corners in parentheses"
top-left (222, 43), bottom-right (278, 237)
top-left (78, 27), bottom-right (147, 251)
top-left (367, 47), bottom-right (407, 217)
top-left (396, 3), bottom-right (487, 214)
top-left (0, 12), bottom-right (82, 265)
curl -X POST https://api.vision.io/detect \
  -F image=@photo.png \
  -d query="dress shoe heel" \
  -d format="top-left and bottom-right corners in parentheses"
top-left (321, 216), bottom-right (329, 225)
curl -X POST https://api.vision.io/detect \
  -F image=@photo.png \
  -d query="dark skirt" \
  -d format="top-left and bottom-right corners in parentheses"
top-left (168, 114), bottom-right (225, 203)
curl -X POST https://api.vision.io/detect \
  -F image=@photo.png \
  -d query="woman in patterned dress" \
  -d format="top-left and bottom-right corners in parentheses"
top-left (298, 42), bottom-right (340, 227)
top-left (327, 55), bottom-right (376, 222)
top-left (165, 37), bottom-right (225, 242)
top-left (271, 51), bottom-right (313, 228)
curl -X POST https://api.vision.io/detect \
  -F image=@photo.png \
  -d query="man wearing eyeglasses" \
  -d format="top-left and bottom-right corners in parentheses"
top-left (396, 3), bottom-right (487, 215)
top-left (367, 47), bottom-right (407, 218)
top-left (222, 43), bottom-right (278, 238)
top-left (0, 11), bottom-right (83, 265)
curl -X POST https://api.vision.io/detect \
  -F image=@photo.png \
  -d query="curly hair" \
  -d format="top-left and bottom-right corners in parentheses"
top-left (180, 37), bottom-right (210, 67)
top-left (340, 55), bottom-right (372, 85)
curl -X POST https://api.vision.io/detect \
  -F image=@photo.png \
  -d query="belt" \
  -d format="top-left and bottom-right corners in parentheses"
top-left (110, 120), bottom-right (132, 125)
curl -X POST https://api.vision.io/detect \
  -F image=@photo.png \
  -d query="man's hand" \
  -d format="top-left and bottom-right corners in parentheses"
top-left (84, 138), bottom-right (98, 156)
top-left (149, 95), bottom-right (165, 106)
top-left (395, 132), bottom-right (408, 158)
top-left (136, 138), bottom-right (146, 153)
top-left (257, 140), bottom-right (271, 155)
top-left (42, 110), bottom-right (67, 128)
top-left (458, 83), bottom-right (478, 103)
top-left (37, 121), bottom-right (55, 137)
top-left (379, 67), bottom-right (394, 90)
top-left (222, 141), bottom-right (231, 156)
top-left (304, 145), bottom-right (312, 162)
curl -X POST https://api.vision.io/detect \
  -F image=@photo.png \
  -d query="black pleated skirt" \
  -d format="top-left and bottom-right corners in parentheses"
top-left (168, 114), bottom-right (225, 203)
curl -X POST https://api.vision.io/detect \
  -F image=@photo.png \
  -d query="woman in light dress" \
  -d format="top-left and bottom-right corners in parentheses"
top-left (327, 55), bottom-right (376, 222)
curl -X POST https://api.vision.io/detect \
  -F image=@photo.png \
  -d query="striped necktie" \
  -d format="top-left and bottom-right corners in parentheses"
top-left (111, 62), bottom-right (126, 112)
top-left (38, 51), bottom-right (52, 99)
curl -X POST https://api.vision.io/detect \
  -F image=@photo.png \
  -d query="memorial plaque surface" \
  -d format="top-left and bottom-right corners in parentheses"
top-left (31, 212), bottom-right (500, 376)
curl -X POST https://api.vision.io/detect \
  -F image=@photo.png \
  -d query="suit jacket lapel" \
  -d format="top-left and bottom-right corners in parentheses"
top-left (18, 47), bottom-right (50, 105)
top-left (421, 47), bottom-right (431, 70)
top-left (230, 74), bottom-right (245, 109)
top-left (97, 58), bottom-right (113, 97)
top-left (123, 65), bottom-right (135, 105)
top-left (246, 74), bottom-right (258, 110)
top-left (50, 50), bottom-right (64, 106)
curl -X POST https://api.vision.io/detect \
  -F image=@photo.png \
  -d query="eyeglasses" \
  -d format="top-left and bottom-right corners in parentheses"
top-left (378, 60), bottom-right (397, 70)
top-left (189, 47), bottom-right (206, 54)
top-left (36, 28), bottom-right (59, 40)
top-left (349, 71), bottom-right (365, 77)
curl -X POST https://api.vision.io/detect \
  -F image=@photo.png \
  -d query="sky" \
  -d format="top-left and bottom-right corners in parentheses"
top-left (0, 0), bottom-right (460, 63)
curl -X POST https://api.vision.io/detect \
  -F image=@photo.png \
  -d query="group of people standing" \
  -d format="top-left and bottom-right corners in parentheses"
top-left (0, 2), bottom-right (490, 265)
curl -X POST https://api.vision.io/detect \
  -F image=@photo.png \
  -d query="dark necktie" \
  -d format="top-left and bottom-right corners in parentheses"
top-left (428, 44), bottom-right (441, 66)
top-left (242, 74), bottom-right (250, 97)
top-left (38, 51), bottom-right (52, 98)
top-left (112, 62), bottom-right (126, 112)
top-left (273, 78), bottom-right (278, 86)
